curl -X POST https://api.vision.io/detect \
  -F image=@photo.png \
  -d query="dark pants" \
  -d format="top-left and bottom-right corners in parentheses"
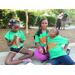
top-left (45, 55), bottom-right (75, 65)
top-left (56, 19), bottom-right (61, 29)
top-left (69, 23), bottom-right (70, 26)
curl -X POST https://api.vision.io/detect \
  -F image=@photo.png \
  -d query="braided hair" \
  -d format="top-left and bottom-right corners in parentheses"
top-left (9, 19), bottom-right (20, 29)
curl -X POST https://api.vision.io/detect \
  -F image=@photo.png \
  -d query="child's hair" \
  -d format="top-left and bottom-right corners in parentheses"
top-left (56, 29), bottom-right (59, 36)
top-left (9, 19), bottom-right (20, 29)
top-left (56, 30), bottom-right (59, 36)
top-left (36, 18), bottom-right (48, 36)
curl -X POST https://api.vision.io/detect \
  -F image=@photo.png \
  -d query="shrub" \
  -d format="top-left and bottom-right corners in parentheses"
top-left (28, 11), bottom-right (38, 27)
top-left (16, 10), bottom-right (26, 23)
top-left (16, 10), bottom-right (38, 28)
top-left (0, 10), bottom-right (18, 28)
top-left (46, 16), bottom-right (56, 26)
top-left (35, 17), bottom-right (40, 25)
top-left (35, 15), bottom-right (56, 26)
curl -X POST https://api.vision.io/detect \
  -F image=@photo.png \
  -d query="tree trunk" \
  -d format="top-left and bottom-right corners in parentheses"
top-left (25, 9), bottom-right (29, 35)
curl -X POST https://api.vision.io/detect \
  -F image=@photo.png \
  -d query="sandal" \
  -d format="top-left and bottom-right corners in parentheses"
top-left (13, 58), bottom-right (18, 60)
top-left (23, 58), bottom-right (32, 63)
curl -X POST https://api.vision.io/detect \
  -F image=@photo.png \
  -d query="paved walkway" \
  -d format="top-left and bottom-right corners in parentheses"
top-left (30, 25), bottom-right (75, 30)
top-left (0, 43), bottom-right (75, 65)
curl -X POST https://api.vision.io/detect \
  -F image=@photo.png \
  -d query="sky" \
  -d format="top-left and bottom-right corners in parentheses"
top-left (14, 9), bottom-right (45, 11)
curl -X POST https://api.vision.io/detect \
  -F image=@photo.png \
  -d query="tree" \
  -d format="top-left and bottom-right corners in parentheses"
top-left (0, 9), bottom-right (13, 28)
top-left (64, 9), bottom-right (75, 18)
top-left (46, 9), bottom-right (75, 18)
top-left (25, 9), bottom-right (29, 35)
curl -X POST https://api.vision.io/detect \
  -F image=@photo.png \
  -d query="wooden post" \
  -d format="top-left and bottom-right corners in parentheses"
top-left (25, 9), bottom-right (29, 35)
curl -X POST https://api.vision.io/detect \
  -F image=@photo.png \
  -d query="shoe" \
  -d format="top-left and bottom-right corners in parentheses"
top-left (13, 58), bottom-right (18, 60)
top-left (24, 62), bottom-right (29, 65)
top-left (23, 58), bottom-right (32, 63)
top-left (66, 48), bottom-right (70, 55)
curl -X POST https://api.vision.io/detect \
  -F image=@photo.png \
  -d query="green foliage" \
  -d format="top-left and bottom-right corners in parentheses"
top-left (46, 9), bottom-right (75, 18)
top-left (35, 15), bottom-right (47, 25)
top-left (46, 16), bottom-right (56, 26)
top-left (64, 9), bottom-right (75, 18)
top-left (0, 9), bottom-right (6, 27)
top-left (35, 15), bottom-right (56, 26)
top-left (1, 9), bottom-right (75, 28)
top-left (0, 9), bottom-right (17, 28)
top-left (28, 10), bottom-right (38, 26)
top-left (16, 10), bottom-right (38, 27)
top-left (16, 10), bottom-right (26, 23)
top-left (35, 17), bottom-right (40, 25)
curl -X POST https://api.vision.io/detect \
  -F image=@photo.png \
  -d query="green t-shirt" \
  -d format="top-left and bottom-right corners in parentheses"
top-left (4, 30), bottom-right (26, 48)
top-left (35, 30), bottom-right (49, 47)
top-left (47, 36), bottom-right (68, 59)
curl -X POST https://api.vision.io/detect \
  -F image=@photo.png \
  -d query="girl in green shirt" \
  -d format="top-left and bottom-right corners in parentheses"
top-left (4, 19), bottom-right (33, 65)
top-left (34, 18), bottom-right (50, 61)
top-left (45, 28), bottom-right (75, 65)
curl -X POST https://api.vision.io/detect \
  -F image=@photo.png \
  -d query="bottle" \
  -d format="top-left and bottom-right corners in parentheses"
top-left (17, 37), bottom-right (19, 43)
top-left (66, 47), bottom-right (70, 55)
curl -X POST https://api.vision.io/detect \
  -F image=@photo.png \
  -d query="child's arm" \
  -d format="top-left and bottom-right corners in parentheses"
top-left (62, 40), bottom-right (69, 51)
top-left (36, 42), bottom-right (43, 53)
top-left (7, 35), bottom-right (17, 46)
top-left (19, 37), bottom-right (24, 43)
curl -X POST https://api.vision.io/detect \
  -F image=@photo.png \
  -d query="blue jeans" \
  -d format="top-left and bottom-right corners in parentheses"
top-left (45, 55), bottom-right (75, 65)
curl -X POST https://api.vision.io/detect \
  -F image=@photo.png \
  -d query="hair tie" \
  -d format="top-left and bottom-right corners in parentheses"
top-left (17, 20), bottom-right (20, 22)
top-left (9, 19), bottom-right (13, 22)
top-left (9, 23), bottom-right (12, 25)
top-left (13, 20), bottom-right (15, 22)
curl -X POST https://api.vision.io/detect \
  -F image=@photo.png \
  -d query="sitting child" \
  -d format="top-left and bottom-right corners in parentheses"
top-left (44, 28), bottom-right (75, 65)
top-left (4, 19), bottom-right (33, 65)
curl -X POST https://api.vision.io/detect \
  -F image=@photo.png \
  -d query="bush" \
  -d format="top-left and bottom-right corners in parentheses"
top-left (0, 10), bottom-right (17, 28)
top-left (35, 17), bottom-right (40, 25)
top-left (13, 10), bottom-right (57, 27)
top-left (28, 11), bottom-right (38, 27)
top-left (35, 15), bottom-right (56, 26)
top-left (46, 16), bottom-right (56, 26)
top-left (0, 9), bottom-right (56, 28)
top-left (16, 10), bottom-right (38, 27)
top-left (16, 10), bottom-right (26, 23)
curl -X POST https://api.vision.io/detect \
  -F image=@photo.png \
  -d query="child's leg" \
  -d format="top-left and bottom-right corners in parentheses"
top-left (5, 52), bottom-right (23, 65)
top-left (19, 48), bottom-right (33, 60)
top-left (57, 55), bottom-right (75, 65)
top-left (44, 58), bottom-right (60, 65)
top-left (61, 21), bottom-right (63, 29)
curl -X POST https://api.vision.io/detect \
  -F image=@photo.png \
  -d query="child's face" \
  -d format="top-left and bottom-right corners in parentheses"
top-left (41, 20), bottom-right (48, 29)
top-left (11, 23), bottom-right (19, 32)
top-left (48, 28), bottom-right (57, 37)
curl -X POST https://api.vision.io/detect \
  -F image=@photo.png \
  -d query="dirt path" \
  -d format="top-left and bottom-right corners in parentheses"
top-left (0, 28), bottom-right (75, 52)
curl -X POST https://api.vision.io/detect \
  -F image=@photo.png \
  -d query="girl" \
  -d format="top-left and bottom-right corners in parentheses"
top-left (4, 19), bottom-right (33, 65)
top-left (34, 18), bottom-right (50, 61)
top-left (44, 28), bottom-right (75, 65)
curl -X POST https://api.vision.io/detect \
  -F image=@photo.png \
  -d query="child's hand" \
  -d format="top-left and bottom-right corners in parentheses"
top-left (62, 41), bottom-right (69, 51)
top-left (39, 48), bottom-right (43, 53)
top-left (19, 37), bottom-right (22, 42)
top-left (14, 35), bottom-right (17, 41)
top-left (62, 47), bottom-right (66, 51)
